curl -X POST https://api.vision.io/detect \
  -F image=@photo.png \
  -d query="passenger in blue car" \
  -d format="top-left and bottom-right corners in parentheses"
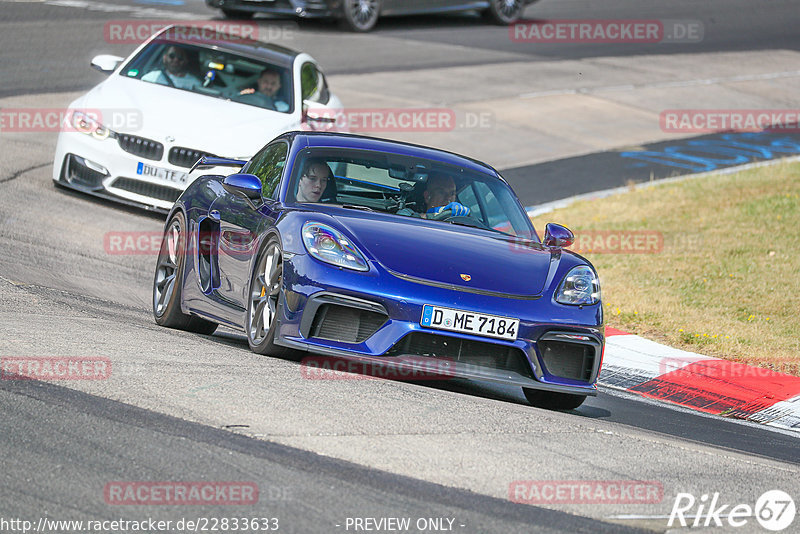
top-left (296, 159), bottom-right (334, 203)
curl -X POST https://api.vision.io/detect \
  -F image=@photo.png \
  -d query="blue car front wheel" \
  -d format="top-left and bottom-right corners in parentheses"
top-left (246, 239), bottom-right (294, 357)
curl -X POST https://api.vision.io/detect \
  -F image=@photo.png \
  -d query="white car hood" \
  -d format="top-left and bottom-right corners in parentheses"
top-left (72, 75), bottom-right (300, 158)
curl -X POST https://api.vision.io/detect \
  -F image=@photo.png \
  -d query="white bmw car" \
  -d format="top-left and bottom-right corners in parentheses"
top-left (53, 25), bottom-right (342, 212)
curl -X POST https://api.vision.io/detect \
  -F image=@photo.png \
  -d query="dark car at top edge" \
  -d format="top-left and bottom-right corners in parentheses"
top-left (207, 0), bottom-right (541, 32)
top-left (152, 131), bottom-right (604, 410)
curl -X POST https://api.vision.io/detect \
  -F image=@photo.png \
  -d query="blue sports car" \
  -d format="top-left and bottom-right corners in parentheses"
top-left (152, 132), bottom-right (604, 410)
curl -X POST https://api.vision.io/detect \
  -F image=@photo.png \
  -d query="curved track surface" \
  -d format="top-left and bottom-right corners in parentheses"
top-left (1, 1), bottom-right (799, 532)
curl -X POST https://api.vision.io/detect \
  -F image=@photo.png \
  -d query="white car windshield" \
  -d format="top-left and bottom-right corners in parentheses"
top-left (120, 41), bottom-right (294, 114)
top-left (289, 149), bottom-right (536, 240)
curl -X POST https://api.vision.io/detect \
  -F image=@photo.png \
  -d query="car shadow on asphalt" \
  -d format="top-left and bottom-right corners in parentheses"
top-left (204, 327), bottom-right (613, 417)
top-left (53, 182), bottom-right (168, 222)
top-left (216, 12), bottom-right (501, 34)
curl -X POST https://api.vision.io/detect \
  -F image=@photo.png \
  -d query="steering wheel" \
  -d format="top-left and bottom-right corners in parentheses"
top-left (159, 70), bottom-right (176, 88)
top-left (428, 208), bottom-right (454, 221)
top-left (428, 210), bottom-right (494, 231)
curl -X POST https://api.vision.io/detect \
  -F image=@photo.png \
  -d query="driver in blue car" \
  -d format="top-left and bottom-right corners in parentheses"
top-left (396, 172), bottom-right (470, 218)
top-left (421, 172), bottom-right (470, 218)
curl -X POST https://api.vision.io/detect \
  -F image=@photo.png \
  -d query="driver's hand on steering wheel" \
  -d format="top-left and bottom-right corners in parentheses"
top-left (427, 202), bottom-right (470, 217)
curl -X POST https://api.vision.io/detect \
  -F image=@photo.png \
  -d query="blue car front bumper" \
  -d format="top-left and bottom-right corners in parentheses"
top-left (275, 253), bottom-right (604, 396)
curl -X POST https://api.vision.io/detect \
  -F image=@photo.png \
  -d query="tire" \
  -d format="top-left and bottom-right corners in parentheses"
top-left (222, 8), bottom-right (254, 19)
top-left (153, 212), bottom-right (217, 335)
top-left (483, 0), bottom-right (526, 25)
top-left (246, 239), bottom-right (294, 357)
top-left (339, 0), bottom-right (380, 32)
top-left (523, 388), bottom-right (587, 411)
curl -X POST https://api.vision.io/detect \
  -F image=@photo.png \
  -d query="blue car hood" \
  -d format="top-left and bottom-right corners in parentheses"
top-left (328, 211), bottom-right (552, 296)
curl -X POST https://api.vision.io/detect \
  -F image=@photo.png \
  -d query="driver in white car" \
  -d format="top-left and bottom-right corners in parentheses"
top-left (142, 46), bottom-right (202, 90)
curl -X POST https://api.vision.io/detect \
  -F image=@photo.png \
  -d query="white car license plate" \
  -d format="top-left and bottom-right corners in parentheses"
top-left (420, 304), bottom-right (519, 341)
top-left (137, 162), bottom-right (188, 185)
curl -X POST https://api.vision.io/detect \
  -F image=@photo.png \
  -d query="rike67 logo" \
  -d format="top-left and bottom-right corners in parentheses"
top-left (669, 490), bottom-right (796, 531)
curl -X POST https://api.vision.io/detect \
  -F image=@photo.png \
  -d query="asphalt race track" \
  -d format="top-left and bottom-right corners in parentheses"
top-left (1, 1), bottom-right (799, 532)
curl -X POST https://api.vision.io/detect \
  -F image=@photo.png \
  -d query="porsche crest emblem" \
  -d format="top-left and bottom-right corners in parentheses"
top-left (460, 273), bottom-right (471, 282)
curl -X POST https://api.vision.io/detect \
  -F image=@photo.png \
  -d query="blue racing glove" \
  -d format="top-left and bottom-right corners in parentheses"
top-left (427, 202), bottom-right (470, 217)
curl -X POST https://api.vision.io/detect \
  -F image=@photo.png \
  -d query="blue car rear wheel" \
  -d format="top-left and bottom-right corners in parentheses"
top-left (153, 212), bottom-right (217, 335)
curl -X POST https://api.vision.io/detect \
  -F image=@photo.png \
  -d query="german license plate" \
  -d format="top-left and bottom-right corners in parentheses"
top-left (137, 162), bottom-right (188, 184)
top-left (420, 304), bottom-right (519, 341)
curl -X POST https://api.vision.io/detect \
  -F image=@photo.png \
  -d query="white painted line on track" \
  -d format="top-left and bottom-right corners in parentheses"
top-left (0, 0), bottom-right (203, 19)
top-left (525, 154), bottom-right (800, 217)
top-left (599, 386), bottom-right (800, 438)
top-left (520, 69), bottom-right (800, 99)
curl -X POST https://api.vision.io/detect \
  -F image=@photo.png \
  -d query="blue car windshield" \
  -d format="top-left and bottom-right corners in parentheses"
top-left (119, 40), bottom-right (293, 113)
top-left (289, 148), bottom-right (536, 239)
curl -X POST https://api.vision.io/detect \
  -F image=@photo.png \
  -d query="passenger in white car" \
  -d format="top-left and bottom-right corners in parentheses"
top-left (142, 46), bottom-right (202, 90)
top-left (236, 68), bottom-right (290, 112)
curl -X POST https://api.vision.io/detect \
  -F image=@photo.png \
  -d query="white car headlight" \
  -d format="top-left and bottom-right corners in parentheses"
top-left (71, 111), bottom-right (115, 141)
top-left (555, 266), bottom-right (600, 306)
top-left (302, 222), bottom-right (368, 272)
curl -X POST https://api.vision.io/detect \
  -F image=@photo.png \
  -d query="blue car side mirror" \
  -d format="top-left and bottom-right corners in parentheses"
top-left (222, 173), bottom-right (263, 203)
top-left (543, 223), bottom-right (574, 248)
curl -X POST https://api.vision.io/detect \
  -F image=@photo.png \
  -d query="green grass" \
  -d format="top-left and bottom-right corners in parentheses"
top-left (530, 161), bottom-right (800, 375)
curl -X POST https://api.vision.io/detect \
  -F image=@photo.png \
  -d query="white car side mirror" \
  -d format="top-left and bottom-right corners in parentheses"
top-left (91, 55), bottom-right (125, 75)
top-left (302, 100), bottom-right (338, 124)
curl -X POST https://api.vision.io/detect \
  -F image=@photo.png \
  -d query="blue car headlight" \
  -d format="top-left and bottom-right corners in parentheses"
top-left (302, 222), bottom-right (369, 272)
top-left (555, 266), bottom-right (601, 306)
